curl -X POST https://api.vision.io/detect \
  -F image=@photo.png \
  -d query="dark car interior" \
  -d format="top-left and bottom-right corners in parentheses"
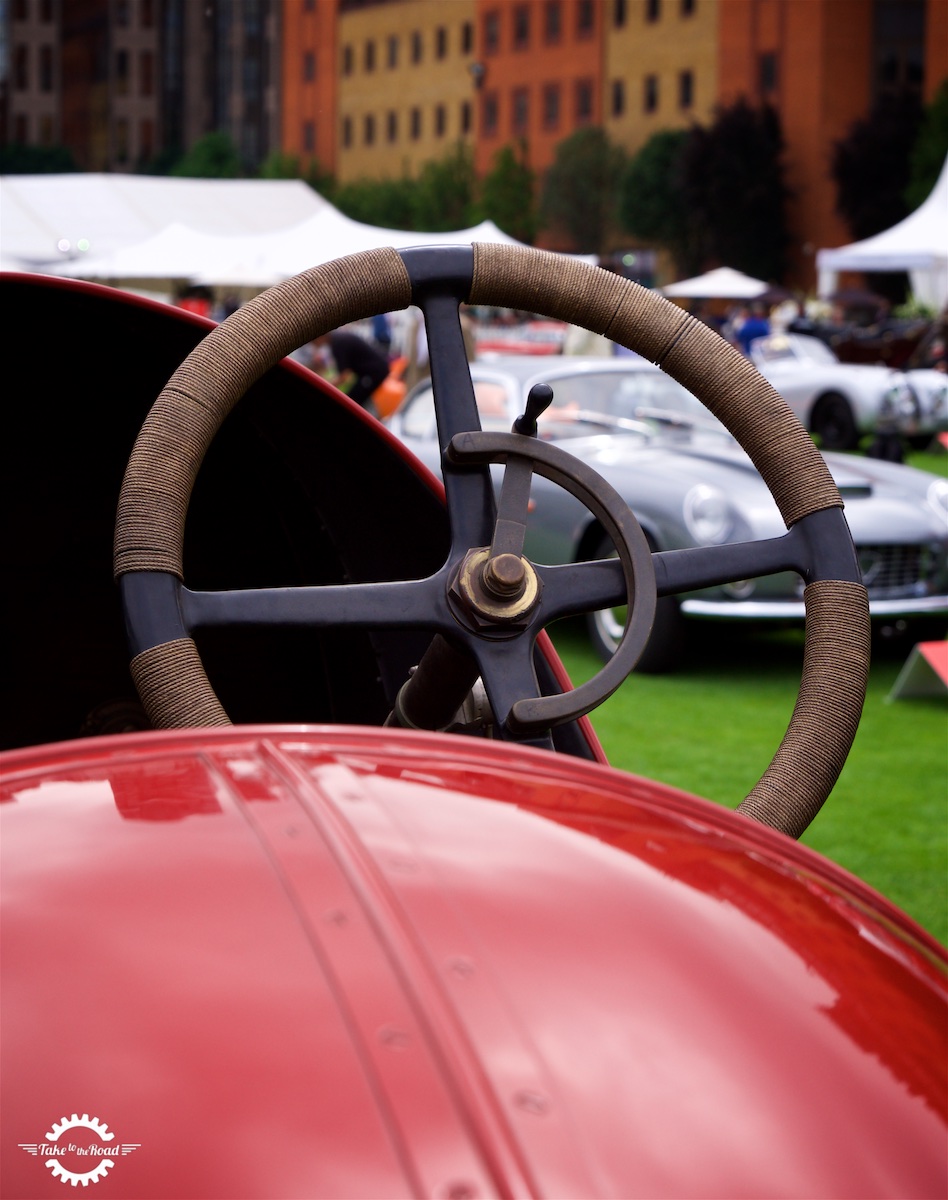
top-left (3, 274), bottom-right (596, 757)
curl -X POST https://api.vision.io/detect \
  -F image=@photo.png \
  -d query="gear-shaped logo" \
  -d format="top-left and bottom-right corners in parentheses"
top-left (19, 1112), bottom-right (140, 1187)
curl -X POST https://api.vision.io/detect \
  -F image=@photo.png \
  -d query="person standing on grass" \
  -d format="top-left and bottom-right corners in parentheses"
top-left (311, 329), bottom-right (390, 414)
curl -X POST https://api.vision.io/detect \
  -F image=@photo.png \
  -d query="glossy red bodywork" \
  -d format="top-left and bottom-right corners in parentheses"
top-left (3, 727), bottom-right (945, 1199)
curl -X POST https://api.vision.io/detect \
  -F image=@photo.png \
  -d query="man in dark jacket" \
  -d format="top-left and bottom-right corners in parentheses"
top-left (316, 329), bottom-right (390, 412)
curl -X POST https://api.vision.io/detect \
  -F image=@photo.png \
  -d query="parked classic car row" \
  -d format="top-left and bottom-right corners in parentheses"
top-left (389, 355), bottom-right (948, 669)
top-left (748, 331), bottom-right (947, 450)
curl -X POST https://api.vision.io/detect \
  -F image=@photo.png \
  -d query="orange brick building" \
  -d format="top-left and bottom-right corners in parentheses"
top-left (717, 0), bottom-right (947, 290)
top-left (280, 0), bottom-right (339, 179)
top-left (471, 0), bottom-right (603, 178)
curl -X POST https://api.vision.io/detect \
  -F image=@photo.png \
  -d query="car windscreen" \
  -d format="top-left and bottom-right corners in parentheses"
top-left (754, 334), bottom-right (837, 366)
top-left (537, 369), bottom-right (714, 436)
top-left (397, 379), bottom-right (512, 439)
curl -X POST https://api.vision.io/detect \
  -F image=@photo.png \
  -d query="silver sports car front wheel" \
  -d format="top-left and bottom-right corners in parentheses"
top-left (585, 536), bottom-right (686, 673)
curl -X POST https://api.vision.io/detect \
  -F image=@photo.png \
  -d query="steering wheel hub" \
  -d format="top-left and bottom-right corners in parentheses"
top-left (450, 547), bottom-right (542, 629)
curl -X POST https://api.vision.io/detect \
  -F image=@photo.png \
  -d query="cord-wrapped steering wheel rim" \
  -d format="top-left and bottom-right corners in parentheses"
top-left (114, 243), bottom-right (870, 839)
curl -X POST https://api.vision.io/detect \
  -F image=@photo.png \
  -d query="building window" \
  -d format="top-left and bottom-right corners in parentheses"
top-left (644, 74), bottom-right (658, 112)
top-left (13, 43), bottom-right (28, 90)
top-left (364, 40), bottom-right (375, 72)
top-left (513, 5), bottom-right (530, 48)
top-left (342, 116), bottom-right (353, 147)
top-left (14, 114), bottom-right (28, 143)
top-left (759, 51), bottom-right (777, 94)
top-left (116, 0), bottom-right (130, 27)
top-left (611, 78), bottom-right (625, 117)
top-left (411, 30), bottom-right (423, 63)
top-left (387, 35), bottom-right (398, 68)
top-left (40, 113), bottom-right (54, 144)
top-left (364, 114), bottom-right (375, 145)
top-left (575, 78), bottom-right (593, 124)
top-left (115, 49), bottom-right (129, 95)
top-left (342, 45), bottom-right (353, 75)
top-left (681, 0), bottom-right (695, 13)
top-left (576, 0), bottom-right (594, 36)
top-left (646, 0), bottom-right (660, 21)
top-left (679, 69), bottom-right (693, 108)
top-left (462, 22), bottom-right (474, 54)
top-left (141, 0), bottom-right (154, 27)
top-left (482, 91), bottom-right (499, 136)
top-left (115, 118), bottom-right (129, 164)
top-left (614, 0), bottom-right (627, 26)
top-left (512, 86), bottom-right (529, 134)
top-left (40, 0), bottom-right (54, 21)
top-left (542, 82), bottom-right (560, 129)
top-left (140, 49), bottom-right (154, 96)
top-left (410, 107), bottom-right (422, 139)
top-left (433, 104), bottom-right (445, 136)
top-left (386, 110), bottom-right (398, 142)
top-left (436, 26), bottom-right (447, 58)
top-left (483, 11), bottom-right (500, 54)
top-left (544, 0), bottom-right (561, 43)
top-left (303, 50), bottom-right (315, 82)
top-left (303, 120), bottom-right (315, 151)
top-left (40, 44), bottom-right (54, 92)
top-left (141, 118), bottom-right (154, 160)
top-left (461, 100), bottom-right (472, 134)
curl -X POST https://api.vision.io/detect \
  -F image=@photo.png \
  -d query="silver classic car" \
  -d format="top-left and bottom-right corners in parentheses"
top-left (389, 356), bottom-right (948, 670)
top-left (748, 333), bottom-right (948, 451)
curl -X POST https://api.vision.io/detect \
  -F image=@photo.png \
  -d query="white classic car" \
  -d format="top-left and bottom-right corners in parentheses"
top-left (749, 333), bottom-right (947, 451)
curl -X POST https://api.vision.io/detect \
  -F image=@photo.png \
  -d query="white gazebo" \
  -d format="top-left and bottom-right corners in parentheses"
top-left (816, 158), bottom-right (948, 311)
top-left (661, 266), bottom-right (770, 300)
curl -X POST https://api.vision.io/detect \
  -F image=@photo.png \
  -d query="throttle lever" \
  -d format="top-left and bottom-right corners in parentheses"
top-left (488, 384), bottom-right (556, 566)
top-left (513, 383), bottom-right (554, 437)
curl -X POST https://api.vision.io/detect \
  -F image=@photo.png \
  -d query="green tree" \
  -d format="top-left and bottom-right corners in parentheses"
top-left (0, 143), bottom-right (77, 173)
top-left (619, 129), bottom-right (696, 274)
top-left (413, 141), bottom-right (480, 231)
top-left (170, 132), bottom-right (244, 179)
top-left (258, 150), bottom-right (303, 179)
top-left (832, 90), bottom-right (923, 239)
top-left (905, 80), bottom-right (948, 209)
top-left (136, 144), bottom-right (182, 175)
top-left (680, 99), bottom-right (789, 282)
top-left (333, 175), bottom-right (418, 229)
top-left (480, 142), bottom-right (537, 243)
top-left (257, 150), bottom-right (336, 199)
top-left (540, 128), bottom-right (627, 255)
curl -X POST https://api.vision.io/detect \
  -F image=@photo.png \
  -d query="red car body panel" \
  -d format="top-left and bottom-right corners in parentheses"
top-left (3, 727), bottom-right (944, 1199)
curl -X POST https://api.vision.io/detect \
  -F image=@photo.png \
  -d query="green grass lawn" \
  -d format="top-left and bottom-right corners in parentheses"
top-left (552, 622), bottom-right (947, 945)
top-left (549, 444), bottom-right (948, 945)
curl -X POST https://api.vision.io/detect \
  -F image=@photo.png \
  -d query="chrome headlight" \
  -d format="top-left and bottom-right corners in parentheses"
top-left (881, 381), bottom-right (920, 420)
top-left (683, 484), bottom-right (734, 545)
top-left (927, 478), bottom-right (948, 523)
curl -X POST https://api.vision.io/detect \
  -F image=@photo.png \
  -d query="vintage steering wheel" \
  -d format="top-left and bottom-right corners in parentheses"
top-left (115, 244), bottom-right (869, 838)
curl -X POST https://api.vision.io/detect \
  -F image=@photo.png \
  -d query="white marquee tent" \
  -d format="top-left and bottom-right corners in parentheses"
top-left (46, 206), bottom-right (526, 288)
top-left (1, 172), bottom-right (531, 291)
top-left (661, 266), bottom-right (769, 300)
top-left (0, 173), bottom-right (329, 273)
top-left (816, 157), bottom-right (948, 310)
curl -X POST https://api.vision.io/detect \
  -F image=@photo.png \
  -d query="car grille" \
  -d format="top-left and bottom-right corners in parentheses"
top-left (857, 543), bottom-right (942, 597)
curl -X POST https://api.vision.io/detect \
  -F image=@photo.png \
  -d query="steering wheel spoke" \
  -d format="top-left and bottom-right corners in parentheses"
top-left (181, 576), bottom-right (448, 634)
top-left (469, 636), bottom-right (551, 746)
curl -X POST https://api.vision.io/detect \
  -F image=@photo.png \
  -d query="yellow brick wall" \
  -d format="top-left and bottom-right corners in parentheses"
top-left (337, 0), bottom-right (478, 183)
top-left (604, 0), bottom-right (719, 158)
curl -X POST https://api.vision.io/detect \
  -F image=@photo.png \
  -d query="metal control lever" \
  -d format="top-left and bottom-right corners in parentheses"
top-left (488, 384), bottom-right (556, 570)
top-left (513, 383), bottom-right (554, 437)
